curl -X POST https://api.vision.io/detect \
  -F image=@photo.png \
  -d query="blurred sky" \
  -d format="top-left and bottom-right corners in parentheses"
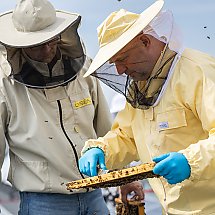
top-left (1, 0), bottom-right (215, 58)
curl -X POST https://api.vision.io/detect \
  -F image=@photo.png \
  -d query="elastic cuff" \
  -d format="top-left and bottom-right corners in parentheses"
top-left (179, 149), bottom-right (201, 181)
top-left (81, 138), bottom-right (108, 156)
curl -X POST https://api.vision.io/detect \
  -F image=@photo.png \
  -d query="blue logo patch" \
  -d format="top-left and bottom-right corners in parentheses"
top-left (159, 121), bottom-right (169, 130)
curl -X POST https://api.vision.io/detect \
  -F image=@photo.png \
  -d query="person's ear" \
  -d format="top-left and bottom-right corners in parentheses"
top-left (139, 34), bottom-right (150, 47)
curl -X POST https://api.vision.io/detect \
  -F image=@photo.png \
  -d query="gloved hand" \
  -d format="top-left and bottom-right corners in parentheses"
top-left (78, 147), bottom-right (107, 177)
top-left (153, 152), bottom-right (191, 184)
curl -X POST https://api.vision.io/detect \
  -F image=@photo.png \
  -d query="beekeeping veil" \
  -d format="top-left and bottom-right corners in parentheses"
top-left (0, 0), bottom-right (86, 88)
top-left (84, 0), bottom-right (184, 109)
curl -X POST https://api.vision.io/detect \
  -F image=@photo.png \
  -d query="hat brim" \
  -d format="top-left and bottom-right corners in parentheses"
top-left (0, 10), bottom-right (80, 48)
top-left (84, 0), bottom-right (164, 78)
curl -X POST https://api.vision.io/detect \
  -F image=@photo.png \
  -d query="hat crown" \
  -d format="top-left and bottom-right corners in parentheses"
top-left (12, 0), bottom-right (56, 32)
top-left (98, 9), bottom-right (139, 48)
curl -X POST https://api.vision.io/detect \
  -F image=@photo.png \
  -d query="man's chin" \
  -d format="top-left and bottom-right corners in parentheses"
top-left (39, 58), bottom-right (53, 64)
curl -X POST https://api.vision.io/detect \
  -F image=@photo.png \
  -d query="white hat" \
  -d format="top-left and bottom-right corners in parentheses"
top-left (84, 0), bottom-right (164, 77)
top-left (0, 0), bottom-right (80, 48)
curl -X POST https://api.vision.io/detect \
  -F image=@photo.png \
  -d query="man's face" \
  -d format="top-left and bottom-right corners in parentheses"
top-left (23, 36), bottom-right (60, 63)
top-left (110, 34), bottom-right (160, 81)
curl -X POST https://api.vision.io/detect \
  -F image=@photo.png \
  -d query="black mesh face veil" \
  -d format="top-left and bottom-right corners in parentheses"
top-left (7, 16), bottom-right (86, 89)
top-left (91, 62), bottom-right (154, 110)
top-left (92, 46), bottom-right (177, 110)
top-left (91, 62), bottom-right (145, 109)
top-left (11, 53), bottom-right (86, 89)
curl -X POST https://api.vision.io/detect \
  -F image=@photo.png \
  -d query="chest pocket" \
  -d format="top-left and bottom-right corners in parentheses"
top-left (156, 108), bottom-right (187, 132)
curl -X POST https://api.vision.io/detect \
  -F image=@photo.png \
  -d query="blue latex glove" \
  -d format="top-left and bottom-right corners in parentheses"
top-left (78, 148), bottom-right (107, 177)
top-left (153, 152), bottom-right (191, 184)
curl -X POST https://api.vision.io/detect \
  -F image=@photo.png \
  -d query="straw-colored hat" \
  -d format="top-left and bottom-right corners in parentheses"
top-left (84, 0), bottom-right (164, 78)
top-left (0, 0), bottom-right (80, 48)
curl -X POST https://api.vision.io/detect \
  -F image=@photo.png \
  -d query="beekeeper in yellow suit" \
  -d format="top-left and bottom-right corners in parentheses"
top-left (79, 0), bottom-right (215, 214)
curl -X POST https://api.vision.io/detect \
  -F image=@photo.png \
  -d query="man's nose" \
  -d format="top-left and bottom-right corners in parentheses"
top-left (42, 44), bottom-right (53, 52)
top-left (115, 63), bottom-right (127, 75)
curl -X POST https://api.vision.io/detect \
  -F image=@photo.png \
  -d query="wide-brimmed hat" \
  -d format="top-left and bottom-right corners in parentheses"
top-left (0, 0), bottom-right (80, 48)
top-left (84, 0), bottom-right (164, 77)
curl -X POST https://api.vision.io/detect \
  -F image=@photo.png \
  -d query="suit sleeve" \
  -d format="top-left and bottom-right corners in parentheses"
top-left (82, 102), bottom-right (139, 170)
top-left (179, 58), bottom-right (215, 182)
top-left (0, 91), bottom-right (9, 183)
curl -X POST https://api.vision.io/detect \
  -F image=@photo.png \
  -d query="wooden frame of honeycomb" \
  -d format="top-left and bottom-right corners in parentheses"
top-left (66, 162), bottom-right (158, 190)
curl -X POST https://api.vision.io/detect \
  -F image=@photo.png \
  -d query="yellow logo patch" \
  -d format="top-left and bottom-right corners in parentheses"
top-left (73, 97), bottom-right (92, 109)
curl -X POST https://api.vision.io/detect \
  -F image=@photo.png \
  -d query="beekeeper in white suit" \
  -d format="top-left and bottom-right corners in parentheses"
top-left (0, 0), bottom-right (112, 214)
top-left (79, 1), bottom-right (215, 214)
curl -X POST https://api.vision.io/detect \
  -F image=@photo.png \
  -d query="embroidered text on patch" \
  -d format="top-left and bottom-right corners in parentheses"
top-left (74, 97), bottom-right (92, 109)
top-left (159, 121), bottom-right (169, 130)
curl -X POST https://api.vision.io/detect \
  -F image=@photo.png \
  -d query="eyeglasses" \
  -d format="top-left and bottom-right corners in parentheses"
top-left (29, 35), bottom-right (61, 51)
